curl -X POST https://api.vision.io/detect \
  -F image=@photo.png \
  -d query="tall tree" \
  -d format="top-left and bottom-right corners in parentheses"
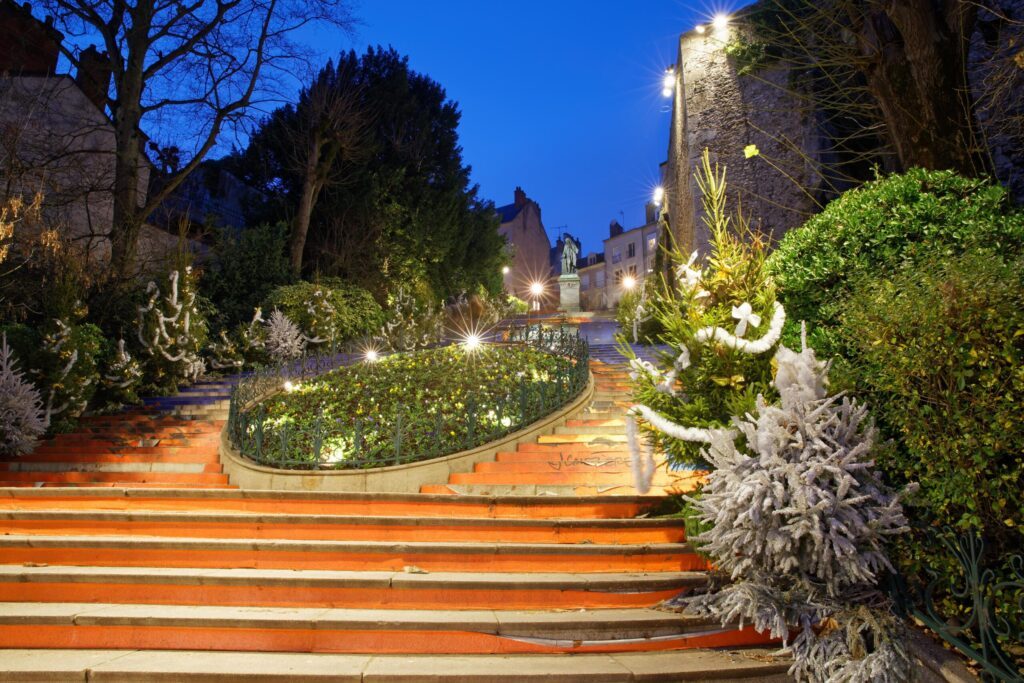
top-left (37, 0), bottom-right (357, 279)
top-left (240, 46), bottom-right (505, 299)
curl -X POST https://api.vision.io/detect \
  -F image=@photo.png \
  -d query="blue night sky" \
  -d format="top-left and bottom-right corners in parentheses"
top-left (303, 1), bottom-right (729, 256)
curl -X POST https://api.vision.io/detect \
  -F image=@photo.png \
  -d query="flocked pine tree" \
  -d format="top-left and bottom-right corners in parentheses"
top-left (0, 333), bottom-right (48, 456)
top-left (264, 309), bottom-right (306, 361)
top-left (623, 149), bottom-right (784, 480)
top-left (687, 328), bottom-right (915, 683)
top-left (136, 266), bottom-right (207, 390)
top-left (97, 339), bottom-right (143, 411)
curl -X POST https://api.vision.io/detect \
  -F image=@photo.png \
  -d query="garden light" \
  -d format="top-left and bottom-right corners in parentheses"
top-left (365, 349), bottom-right (379, 362)
top-left (653, 186), bottom-right (665, 206)
top-left (463, 333), bottom-right (482, 352)
top-left (622, 275), bottom-right (637, 291)
top-left (712, 13), bottom-right (729, 31)
top-left (283, 380), bottom-right (297, 393)
top-left (502, 266), bottom-right (510, 275)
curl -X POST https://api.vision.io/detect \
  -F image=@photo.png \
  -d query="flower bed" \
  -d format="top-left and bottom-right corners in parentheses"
top-left (229, 332), bottom-right (587, 470)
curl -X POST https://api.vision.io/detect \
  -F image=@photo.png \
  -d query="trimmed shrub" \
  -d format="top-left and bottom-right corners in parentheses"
top-left (836, 249), bottom-right (1023, 634)
top-left (263, 280), bottom-right (384, 347)
top-left (768, 168), bottom-right (1024, 346)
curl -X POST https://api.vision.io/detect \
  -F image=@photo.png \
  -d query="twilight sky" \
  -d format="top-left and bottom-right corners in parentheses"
top-left (309, 1), bottom-right (728, 256)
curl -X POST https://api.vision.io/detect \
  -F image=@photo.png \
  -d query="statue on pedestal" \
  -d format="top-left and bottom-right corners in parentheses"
top-left (560, 233), bottom-right (579, 275)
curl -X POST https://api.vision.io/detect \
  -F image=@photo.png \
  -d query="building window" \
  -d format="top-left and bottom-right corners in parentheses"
top-left (612, 247), bottom-right (621, 264)
top-left (596, 271), bottom-right (605, 288)
top-left (614, 269), bottom-right (623, 285)
top-left (627, 242), bottom-right (636, 258)
top-left (647, 234), bottom-right (657, 254)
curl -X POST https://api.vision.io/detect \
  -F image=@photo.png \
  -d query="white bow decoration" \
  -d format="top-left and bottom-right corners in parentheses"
top-left (731, 302), bottom-right (762, 338)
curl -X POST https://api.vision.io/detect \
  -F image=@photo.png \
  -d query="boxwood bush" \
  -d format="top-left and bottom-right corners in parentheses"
top-left (263, 280), bottom-right (384, 347)
top-left (768, 168), bottom-right (1024, 345)
top-left (837, 249), bottom-right (1023, 636)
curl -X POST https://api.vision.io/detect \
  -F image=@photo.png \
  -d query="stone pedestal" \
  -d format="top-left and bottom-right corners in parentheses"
top-left (558, 274), bottom-right (581, 313)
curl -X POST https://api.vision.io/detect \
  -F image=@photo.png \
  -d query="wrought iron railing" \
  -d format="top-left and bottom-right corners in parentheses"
top-left (887, 528), bottom-right (1024, 682)
top-left (226, 325), bottom-right (589, 470)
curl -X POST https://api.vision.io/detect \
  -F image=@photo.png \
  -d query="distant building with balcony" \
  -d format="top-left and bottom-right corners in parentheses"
top-left (579, 204), bottom-right (662, 311)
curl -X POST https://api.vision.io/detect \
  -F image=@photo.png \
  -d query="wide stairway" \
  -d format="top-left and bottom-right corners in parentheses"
top-left (0, 359), bottom-right (788, 681)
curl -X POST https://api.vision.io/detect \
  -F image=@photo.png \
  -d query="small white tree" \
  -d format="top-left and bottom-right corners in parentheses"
top-left (264, 309), bottom-right (306, 361)
top-left (687, 330), bottom-right (915, 682)
top-left (0, 333), bottom-right (48, 456)
top-left (136, 267), bottom-right (206, 387)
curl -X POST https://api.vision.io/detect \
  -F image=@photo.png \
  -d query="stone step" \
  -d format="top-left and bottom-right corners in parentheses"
top-left (0, 565), bottom-right (707, 610)
top-left (420, 484), bottom-right (686, 497)
top-left (0, 603), bottom-right (771, 654)
top-left (447, 471), bottom-right (686, 489)
top-left (554, 425), bottom-right (626, 435)
top-left (0, 510), bottom-right (686, 544)
top-left (0, 648), bottom-right (791, 681)
top-left (538, 433), bottom-right (628, 444)
top-left (0, 488), bottom-right (662, 519)
top-left (1, 462), bottom-right (220, 474)
top-left (0, 471), bottom-right (230, 486)
top-left (0, 482), bottom-right (234, 490)
top-left (0, 535), bottom-right (707, 572)
top-left (476, 459), bottom-right (636, 474)
top-left (565, 418), bottom-right (627, 427)
top-left (4, 449), bottom-right (221, 463)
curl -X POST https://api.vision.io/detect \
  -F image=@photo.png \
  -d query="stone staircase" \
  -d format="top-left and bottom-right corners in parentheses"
top-left (0, 378), bottom-right (236, 489)
top-left (0, 356), bottom-right (788, 680)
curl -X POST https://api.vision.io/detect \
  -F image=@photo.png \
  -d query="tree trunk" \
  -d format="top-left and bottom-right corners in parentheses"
top-left (858, 0), bottom-right (988, 176)
top-left (289, 136), bottom-right (322, 275)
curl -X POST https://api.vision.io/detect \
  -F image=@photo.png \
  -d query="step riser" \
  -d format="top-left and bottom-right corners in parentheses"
top-left (0, 494), bottom-right (658, 519)
top-left (0, 547), bottom-right (706, 573)
top-left (2, 463), bottom-right (220, 474)
top-left (3, 451), bottom-right (220, 463)
top-left (0, 583), bottom-right (689, 610)
top-left (449, 473), bottom-right (687, 487)
top-left (0, 623), bottom-right (770, 655)
top-left (0, 472), bottom-right (229, 485)
top-left (0, 520), bottom-right (684, 544)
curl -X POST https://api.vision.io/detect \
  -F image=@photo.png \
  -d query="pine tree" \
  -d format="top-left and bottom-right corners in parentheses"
top-left (136, 267), bottom-right (207, 390)
top-left (0, 333), bottom-right (48, 456)
top-left (688, 331), bottom-right (915, 682)
top-left (624, 149), bottom-right (784, 473)
top-left (264, 309), bottom-right (306, 361)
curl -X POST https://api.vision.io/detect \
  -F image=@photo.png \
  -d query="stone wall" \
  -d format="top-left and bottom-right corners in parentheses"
top-left (664, 21), bottom-right (821, 257)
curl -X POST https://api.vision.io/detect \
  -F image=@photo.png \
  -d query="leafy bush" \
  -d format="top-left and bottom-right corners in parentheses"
top-left (768, 168), bottom-right (1024, 345)
top-left (836, 249), bottom-right (1023, 630)
top-left (263, 280), bottom-right (384, 347)
top-left (203, 223), bottom-right (293, 328)
top-left (250, 344), bottom-right (571, 467)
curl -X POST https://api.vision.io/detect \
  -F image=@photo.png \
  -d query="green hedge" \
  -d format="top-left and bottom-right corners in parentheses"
top-left (768, 168), bottom-right (1024, 341)
top-left (263, 280), bottom-right (384, 346)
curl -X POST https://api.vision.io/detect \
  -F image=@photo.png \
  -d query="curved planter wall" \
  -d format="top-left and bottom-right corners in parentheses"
top-left (219, 373), bottom-right (594, 493)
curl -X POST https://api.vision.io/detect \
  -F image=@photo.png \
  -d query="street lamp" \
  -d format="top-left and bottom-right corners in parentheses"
top-left (661, 68), bottom-right (675, 98)
top-left (653, 186), bottom-right (665, 206)
top-left (529, 281), bottom-right (544, 312)
top-left (712, 13), bottom-right (729, 32)
top-left (622, 275), bottom-right (637, 291)
top-left (501, 266), bottom-right (510, 275)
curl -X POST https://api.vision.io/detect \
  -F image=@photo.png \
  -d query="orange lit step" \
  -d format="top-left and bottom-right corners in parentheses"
top-left (0, 566), bottom-right (706, 610)
top-left (0, 471), bottom-right (230, 486)
top-left (0, 489), bottom-right (661, 519)
top-left (0, 511), bottom-right (685, 544)
top-left (0, 603), bottom-right (771, 654)
top-left (0, 535), bottom-right (706, 573)
top-left (447, 472), bottom-right (686, 487)
top-left (2, 449), bottom-right (220, 464)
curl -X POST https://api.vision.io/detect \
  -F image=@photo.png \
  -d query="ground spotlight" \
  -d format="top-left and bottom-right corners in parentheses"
top-left (364, 349), bottom-right (379, 362)
top-left (502, 266), bottom-right (510, 275)
top-left (283, 380), bottom-right (297, 393)
top-left (463, 333), bottom-right (482, 352)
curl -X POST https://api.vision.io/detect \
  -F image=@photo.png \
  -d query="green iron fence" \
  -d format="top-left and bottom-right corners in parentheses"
top-left (227, 324), bottom-right (589, 470)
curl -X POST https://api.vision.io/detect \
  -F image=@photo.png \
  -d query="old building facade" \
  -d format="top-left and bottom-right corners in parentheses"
top-left (496, 187), bottom-right (554, 303)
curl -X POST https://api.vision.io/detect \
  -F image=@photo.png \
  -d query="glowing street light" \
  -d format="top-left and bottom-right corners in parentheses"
top-left (653, 186), bottom-right (665, 206)
top-left (661, 68), bottom-right (675, 98)
top-left (695, 24), bottom-right (706, 34)
top-left (622, 275), bottom-right (637, 291)
top-left (712, 13), bottom-right (729, 31)
top-left (529, 281), bottom-right (544, 298)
